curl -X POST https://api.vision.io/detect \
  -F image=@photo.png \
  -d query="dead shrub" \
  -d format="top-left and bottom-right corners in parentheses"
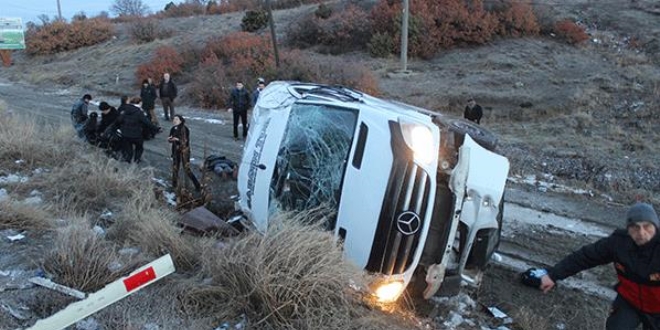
top-left (25, 18), bottom-right (114, 55)
top-left (554, 19), bottom-right (589, 45)
top-left (0, 108), bottom-right (80, 170)
top-left (277, 51), bottom-right (381, 95)
top-left (180, 210), bottom-right (364, 329)
top-left (368, 32), bottom-right (395, 58)
top-left (0, 200), bottom-right (53, 232)
top-left (188, 54), bottom-right (232, 108)
top-left (129, 19), bottom-right (173, 44)
top-left (287, 5), bottom-right (371, 54)
top-left (44, 223), bottom-right (137, 292)
top-left (159, 1), bottom-right (208, 18)
top-left (108, 190), bottom-right (204, 272)
top-left (135, 46), bottom-right (185, 85)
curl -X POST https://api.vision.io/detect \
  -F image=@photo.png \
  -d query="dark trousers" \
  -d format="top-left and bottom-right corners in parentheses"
top-left (606, 295), bottom-right (660, 330)
top-left (161, 97), bottom-right (175, 120)
top-left (172, 150), bottom-right (201, 190)
top-left (233, 110), bottom-right (248, 139)
top-left (122, 137), bottom-right (144, 163)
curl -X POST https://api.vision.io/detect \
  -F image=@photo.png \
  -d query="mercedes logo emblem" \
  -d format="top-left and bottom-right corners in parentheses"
top-left (396, 211), bottom-right (421, 235)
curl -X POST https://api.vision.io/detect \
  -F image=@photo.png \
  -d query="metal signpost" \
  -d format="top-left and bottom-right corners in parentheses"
top-left (0, 18), bottom-right (26, 67)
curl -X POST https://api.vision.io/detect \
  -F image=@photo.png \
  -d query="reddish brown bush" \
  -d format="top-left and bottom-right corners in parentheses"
top-left (202, 32), bottom-right (275, 83)
top-left (554, 19), bottom-right (589, 45)
top-left (276, 50), bottom-right (380, 95)
top-left (493, 1), bottom-right (540, 37)
top-left (135, 46), bottom-right (184, 85)
top-left (25, 18), bottom-right (114, 55)
top-left (189, 54), bottom-right (232, 108)
top-left (159, 1), bottom-right (207, 18)
top-left (287, 5), bottom-right (372, 55)
top-left (371, 0), bottom-right (497, 59)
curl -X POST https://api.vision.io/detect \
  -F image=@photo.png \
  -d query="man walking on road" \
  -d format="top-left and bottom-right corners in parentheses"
top-left (227, 81), bottom-right (251, 141)
top-left (523, 202), bottom-right (660, 330)
top-left (159, 73), bottom-right (177, 121)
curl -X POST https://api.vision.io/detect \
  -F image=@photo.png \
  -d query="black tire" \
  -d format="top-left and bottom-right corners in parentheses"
top-left (433, 116), bottom-right (498, 151)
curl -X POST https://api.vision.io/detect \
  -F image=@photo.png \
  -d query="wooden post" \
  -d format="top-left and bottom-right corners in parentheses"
top-left (0, 50), bottom-right (11, 67)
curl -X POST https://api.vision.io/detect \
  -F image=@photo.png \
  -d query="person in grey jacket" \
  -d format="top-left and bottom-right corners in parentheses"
top-left (71, 94), bottom-right (92, 139)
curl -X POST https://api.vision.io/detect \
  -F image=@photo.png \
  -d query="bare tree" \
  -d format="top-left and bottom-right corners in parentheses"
top-left (110, 0), bottom-right (150, 17)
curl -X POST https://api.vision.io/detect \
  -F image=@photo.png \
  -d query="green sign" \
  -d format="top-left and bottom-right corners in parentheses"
top-left (0, 18), bottom-right (25, 50)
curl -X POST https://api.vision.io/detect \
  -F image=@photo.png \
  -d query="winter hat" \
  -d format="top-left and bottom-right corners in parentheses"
top-left (626, 202), bottom-right (659, 228)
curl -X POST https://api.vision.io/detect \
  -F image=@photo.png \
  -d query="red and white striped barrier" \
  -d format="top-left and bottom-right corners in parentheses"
top-left (27, 254), bottom-right (175, 330)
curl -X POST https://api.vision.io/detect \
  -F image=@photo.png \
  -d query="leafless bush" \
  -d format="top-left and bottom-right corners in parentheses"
top-left (0, 108), bottom-right (80, 170)
top-left (0, 200), bottom-right (53, 231)
top-left (129, 19), bottom-right (173, 44)
top-left (107, 189), bottom-right (205, 272)
top-left (44, 223), bottom-right (138, 292)
top-left (180, 209), bottom-right (365, 329)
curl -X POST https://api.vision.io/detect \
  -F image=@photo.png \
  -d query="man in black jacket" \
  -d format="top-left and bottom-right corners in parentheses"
top-left (227, 81), bottom-right (251, 141)
top-left (464, 98), bottom-right (483, 124)
top-left (140, 78), bottom-right (159, 126)
top-left (533, 202), bottom-right (660, 330)
top-left (116, 96), bottom-right (160, 163)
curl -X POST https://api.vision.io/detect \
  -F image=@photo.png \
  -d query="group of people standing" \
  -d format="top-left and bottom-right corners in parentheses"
top-left (71, 74), bottom-right (267, 192)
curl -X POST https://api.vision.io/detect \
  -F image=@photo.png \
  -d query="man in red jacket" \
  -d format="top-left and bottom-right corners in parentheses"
top-left (534, 202), bottom-right (660, 329)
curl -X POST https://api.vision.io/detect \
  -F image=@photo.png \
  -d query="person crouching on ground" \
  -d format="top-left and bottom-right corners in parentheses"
top-left (116, 96), bottom-right (160, 164)
top-left (168, 115), bottom-right (201, 191)
top-left (527, 202), bottom-right (660, 329)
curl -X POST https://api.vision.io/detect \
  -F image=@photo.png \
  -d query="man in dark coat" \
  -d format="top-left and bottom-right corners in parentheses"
top-left (158, 73), bottom-right (177, 121)
top-left (116, 96), bottom-right (160, 163)
top-left (532, 202), bottom-right (660, 329)
top-left (227, 81), bottom-right (251, 141)
top-left (464, 98), bottom-right (483, 124)
top-left (140, 78), bottom-right (159, 126)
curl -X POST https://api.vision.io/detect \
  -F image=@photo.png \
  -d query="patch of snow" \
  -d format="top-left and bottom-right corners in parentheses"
top-left (503, 203), bottom-right (611, 238)
top-left (0, 188), bottom-right (8, 202)
top-left (92, 225), bottom-right (106, 237)
top-left (14, 159), bottom-right (25, 164)
top-left (118, 247), bottom-right (140, 256)
top-left (188, 116), bottom-right (225, 125)
top-left (164, 191), bottom-right (176, 206)
top-left (22, 196), bottom-right (43, 206)
top-left (0, 174), bottom-right (29, 184)
top-left (100, 209), bottom-right (114, 221)
top-left (151, 177), bottom-right (169, 187)
top-left (76, 317), bottom-right (100, 330)
top-left (6, 233), bottom-right (25, 242)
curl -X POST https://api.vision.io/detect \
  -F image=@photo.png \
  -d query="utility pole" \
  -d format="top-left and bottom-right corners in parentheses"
top-left (57, 0), bottom-right (63, 20)
top-left (265, 0), bottom-right (280, 68)
top-left (400, 0), bottom-right (409, 72)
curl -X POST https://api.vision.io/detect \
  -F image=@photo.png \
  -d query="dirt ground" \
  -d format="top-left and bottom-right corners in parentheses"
top-left (1, 1), bottom-right (659, 328)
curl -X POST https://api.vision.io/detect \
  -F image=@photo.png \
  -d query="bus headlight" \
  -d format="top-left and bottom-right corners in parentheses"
top-left (374, 280), bottom-right (405, 303)
top-left (400, 121), bottom-right (435, 166)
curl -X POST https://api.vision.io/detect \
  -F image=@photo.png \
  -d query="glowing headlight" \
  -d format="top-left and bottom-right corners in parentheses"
top-left (374, 280), bottom-right (405, 303)
top-left (400, 121), bottom-right (435, 166)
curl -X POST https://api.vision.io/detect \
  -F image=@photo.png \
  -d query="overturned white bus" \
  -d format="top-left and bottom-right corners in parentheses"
top-left (233, 82), bottom-right (509, 302)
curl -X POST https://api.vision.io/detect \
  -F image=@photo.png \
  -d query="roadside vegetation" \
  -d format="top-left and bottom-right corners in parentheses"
top-left (0, 103), bottom-right (423, 329)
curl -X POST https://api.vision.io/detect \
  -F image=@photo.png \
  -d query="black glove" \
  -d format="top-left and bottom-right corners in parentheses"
top-left (520, 268), bottom-right (548, 288)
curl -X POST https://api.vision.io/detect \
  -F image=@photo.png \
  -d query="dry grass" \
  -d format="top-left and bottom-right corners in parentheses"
top-left (179, 209), bottom-right (365, 329)
top-left (511, 306), bottom-right (551, 330)
top-left (0, 107), bottom-right (80, 171)
top-left (40, 154), bottom-right (151, 212)
top-left (0, 200), bottom-right (54, 231)
top-left (107, 187), bottom-right (206, 272)
top-left (44, 221), bottom-right (140, 292)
